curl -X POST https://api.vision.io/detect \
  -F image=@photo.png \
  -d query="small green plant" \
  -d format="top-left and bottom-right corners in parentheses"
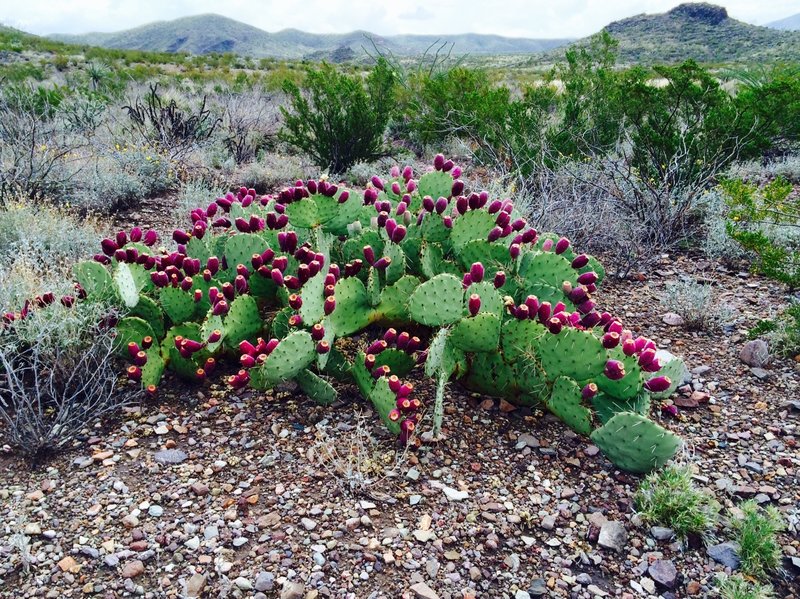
top-left (730, 500), bottom-right (784, 580)
top-left (724, 176), bottom-right (800, 289)
top-left (280, 59), bottom-right (397, 173)
top-left (635, 464), bottom-right (720, 539)
top-left (717, 574), bottom-right (774, 599)
top-left (660, 279), bottom-right (735, 331)
top-left (748, 303), bottom-right (800, 357)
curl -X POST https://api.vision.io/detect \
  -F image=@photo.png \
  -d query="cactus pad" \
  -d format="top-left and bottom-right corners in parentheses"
top-left (450, 313), bottom-right (501, 353)
top-left (296, 369), bottom-right (338, 405)
top-left (408, 273), bottom-right (464, 326)
top-left (590, 412), bottom-right (681, 473)
top-left (224, 294), bottom-right (262, 348)
top-left (254, 330), bottom-right (315, 388)
top-left (546, 376), bottom-right (592, 436)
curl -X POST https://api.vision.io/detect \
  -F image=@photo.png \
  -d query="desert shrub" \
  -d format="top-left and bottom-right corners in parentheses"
top-left (0, 299), bottom-right (133, 459)
top-left (54, 154), bottom-right (684, 474)
top-left (122, 83), bottom-right (221, 159)
top-left (716, 575), bottom-right (774, 599)
top-left (635, 464), bottom-right (720, 539)
top-left (233, 152), bottom-right (317, 194)
top-left (217, 90), bottom-right (280, 164)
top-left (700, 188), bottom-right (750, 262)
top-left (280, 59), bottom-right (397, 173)
top-left (724, 176), bottom-right (800, 289)
top-left (660, 279), bottom-right (735, 331)
top-left (729, 500), bottom-right (784, 580)
top-left (748, 302), bottom-right (800, 358)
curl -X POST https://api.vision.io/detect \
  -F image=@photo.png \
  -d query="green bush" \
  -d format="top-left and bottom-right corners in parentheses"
top-left (634, 464), bottom-right (720, 539)
top-left (724, 176), bottom-right (800, 289)
top-left (717, 575), bottom-right (774, 599)
top-left (279, 59), bottom-right (397, 173)
top-left (730, 500), bottom-right (785, 580)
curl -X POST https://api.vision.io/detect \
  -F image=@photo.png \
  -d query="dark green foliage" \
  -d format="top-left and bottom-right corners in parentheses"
top-left (280, 59), bottom-right (397, 173)
top-left (723, 177), bottom-right (800, 288)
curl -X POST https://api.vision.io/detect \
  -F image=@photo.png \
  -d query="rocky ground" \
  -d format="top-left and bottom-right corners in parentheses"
top-left (1, 253), bottom-right (799, 599)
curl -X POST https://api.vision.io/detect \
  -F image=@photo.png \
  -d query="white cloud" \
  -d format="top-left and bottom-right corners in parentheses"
top-left (2, 0), bottom-right (798, 38)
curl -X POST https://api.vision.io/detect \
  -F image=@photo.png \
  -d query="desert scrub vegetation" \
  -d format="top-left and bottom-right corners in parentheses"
top-left (729, 500), bottom-right (785, 580)
top-left (660, 279), bottom-right (735, 331)
top-left (716, 575), bottom-right (776, 599)
top-left (634, 464), bottom-right (720, 540)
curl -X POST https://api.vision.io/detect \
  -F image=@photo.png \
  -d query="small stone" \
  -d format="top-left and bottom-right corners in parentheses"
top-left (469, 566), bottom-right (482, 580)
top-left (597, 521), bottom-right (627, 552)
top-left (233, 577), bottom-right (253, 590)
top-left (662, 312), bottom-right (684, 326)
top-left (413, 529), bottom-right (435, 542)
top-left (650, 526), bottom-right (674, 541)
top-left (23, 523), bottom-right (41, 535)
top-left (191, 482), bottom-right (209, 496)
top-left (648, 559), bottom-right (677, 589)
top-left (739, 340), bottom-right (769, 367)
top-left (540, 515), bottom-right (556, 531)
top-left (686, 581), bottom-right (702, 595)
top-left (515, 592), bottom-right (531, 599)
top-left (410, 494), bottom-right (422, 505)
top-left (442, 486), bottom-right (468, 501)
top-left (154, 449), bottom-right (187, 465)
top-left (528, 579), bottom-right (547, 596)
top-left (406, 468), bottom-right (420, 481)
top-left (254, 572), bottom-right (274, 592)
top-left (504, 553), bottom-right (520, 571)
top-left (148, 505), bottom-right (163, 517)
top-left (280, 580), bottom-right (304, 599)
top-left (184, 537), bottom-right (200, 551)
top-left (516, 433), bottom-right (540, 448)
top-left (707, 542), bottom-right (740, 569)
top-left (121, 560), bottom-right (145, 579)
top-left (58, 556), bottom-right (79, 572)
top-left (410, 582), bottom-right (440, 599)
top-left (186, 574), bottom-right (207, 597)
top-left (750, 367), bottom-right (770, 380)
top-left (301, 517), bottom-right (317, 531)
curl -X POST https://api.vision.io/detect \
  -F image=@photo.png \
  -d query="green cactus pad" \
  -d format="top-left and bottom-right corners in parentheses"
top-left (513, 357), bottom-right (548, 403)
top-left (343, 231), bottom-right (384, 264)
top-left (299, 271), bottom-right (326, 324)
top-left (140, 346), bottom-right (166, 388)
top-left (421, 243), bottom-right (460, 279)
top-left (224, 233), bottom-right (269, 272)
top-left (546, 376), bottom-right (592, 436)
top-left (114, 317), bottom-right (156, 357)
top-left (378, 275), bottom-right (420, 322)
top-left (320, 346), bottom-right (351, 382)
top-left (186, 236), bottom-right (211, 264)
top-left (223, 294), bottom-right (261, 348)
top-left (535, 328), bottom-right (606, 381)
top-left (408, 273), bottom-right (464, 326)
top-left (501, 319), bottom-right (547, 362)
top-left (590, 412), bottom-right (681, 473)
top-left (351, 352), bottom-right (375, 398)
top-left (114, 262), bottom-right (139, 308)
top-left (315, 191), bottom-right (362, 235)
top-left (374, 348), bottom-right (416, 378)
top-left (417, 170), bottom-right (453, 201)
top-left (384, 241), bottom-right (406, 285)
top-left (159, 286), bottom-right (197, 325)
top-left (200, 311), bottom-right (225, 353)
top-left (366, 267), bottom-right (382, 307)
top-left (285, 198), bottom-right (320, 229)
top-left (456, 239), bottom-right (511, 276)
top-left (270, 307), bottom-right (293, 339)
top-left (368, 377), bottom-right (402, 435)
top-left (329, 277), bottom-right (373, 337)
top-left (420, 212), bottom-right (451, 243)
top-left (126, 295), bottom-right (163, 339)
top-left (520, 282), bottom-right (570, 310)
top-left (592, 391), bottom-right (651, 425)
top-left (315, 318), bottom-right (336, 371)
top-left (518, 251), bottom-right (577, 289)
top-left (161, 323), bottom-right (205, 380)
top-left (450, 313), bottom-right (501, 353)
top-left (254, 330), bottom-right (315, 388)
top-left (647, 353), bottom-right (686, 400)
top-left (74, 260), bottom-right (114, 299)
top-left (596, 347), bottom-right (643, 401)
top-left (464, 281), bottom-right (504, 317)
top-left (296, 368), bottom-right (338, 405)
top-left (464, 352), bottom-right (515, 397)
top-left (425, 328), bottom-right (467, 379)
top-left (450, 210), bottom-right (498, 253)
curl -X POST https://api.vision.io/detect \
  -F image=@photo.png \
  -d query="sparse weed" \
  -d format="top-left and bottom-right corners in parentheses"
top-left (634, 464), bottom-right (720, 540)
top-left (660, 279), bottom-right (735, 331)
top-left (729, 500), bottom-right (784, 580)
top-left (716, 574), bottom-right (775, 599)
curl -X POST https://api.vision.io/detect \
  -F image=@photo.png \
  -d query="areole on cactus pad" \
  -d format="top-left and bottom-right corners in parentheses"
top-left (15, 155), bottom-right (684, 473)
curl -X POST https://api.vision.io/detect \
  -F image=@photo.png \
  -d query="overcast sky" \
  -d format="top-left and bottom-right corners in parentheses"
top-left (3, 1), bottom-right (798, 38)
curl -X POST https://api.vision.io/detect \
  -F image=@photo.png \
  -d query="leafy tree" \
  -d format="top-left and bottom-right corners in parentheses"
top-left (279, 59), bottom-right (397, 173)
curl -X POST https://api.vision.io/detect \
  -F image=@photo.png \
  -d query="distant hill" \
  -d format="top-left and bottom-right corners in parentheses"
top-left (49, 14), bottom-right (572, 60)
top-left (564, 3), bottom-right (800, 64)
top-left (767, 13), bottom-right (800, 31)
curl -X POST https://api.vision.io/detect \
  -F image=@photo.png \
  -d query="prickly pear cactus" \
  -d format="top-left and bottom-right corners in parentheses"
top-left (20, 157), bottom-right (686, 473)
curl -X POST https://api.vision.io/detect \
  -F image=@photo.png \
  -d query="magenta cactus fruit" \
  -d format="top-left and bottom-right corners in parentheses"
top-left (537, 301), bottom-right (552, 324)
top-left (577, 271), bottom-right (598, 285)
top-left (100, 238), bottom-right (117, 256)
top-left (288, 294), bottom-right (302, 310)
top-left (488, 226), bottom-right (503, 242)
top-left (541, 239), bottom-right (553, 251)
top-left (468, 293), bottom-right (482, 316)
top-left (143, 229), bottom-right (158, 246)
top-left (604, 359), bottom-right (626, 380)
top-left (493, 271), bottom-right (506, 288)
top-left (371, 175), bottom-right (384, 190)
top-left (644, 376), bottom-right (671, 393)
top-left (514, 304), bottom-right (530, 320)
top-left (367, 340), bottom-right (388, 355)
top-left (451, 180), bottom-right (464, 196)
top-left (373, 257), bottom-right (391, 271)
top-left (396, 331), bottom-right (410, 350)
top-left (546, 317), bottom-right (563, 334)
top-left (127, 365), bottom-right (142, 381)
top-left (316, 341), bottom-right (330, 354)
top-left (554, 237), bottom-right (570, 254)
top-left (638, 348), bottom-right (657, 368)
top-left (173, 229), bottom-right (191, 244)
top-left (383, 328), bottom-right (398, 344)
top-left (602, 332), bottom-right (620, 349)
top-left (581, 383), bottom-right (599, 400)
top-left (324, 296), bottom-right (336, 316)
top-left (240, 354), bottom-right (256, 368)
top-left (212, 300), bottom-right (229, 316)
top-left (469, 262), bottom-right (485, 283)
top-left (621, 338), bottom-right (636, 356)
top-left (208, 329), bottom-right (222, 344)
top-left (311, 323), bottom-right (325, 341)
top-left (433, 154), bottom-right (445, 170)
